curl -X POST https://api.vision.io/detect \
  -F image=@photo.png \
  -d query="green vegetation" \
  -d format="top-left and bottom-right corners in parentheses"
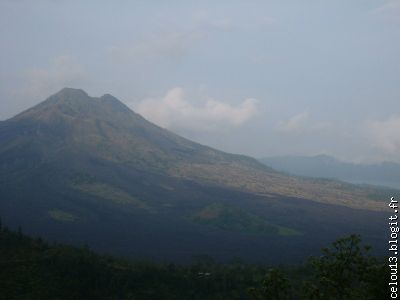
top-left (192, 203), bottom-right (301, 236)
top-left (249, 235), bottom-right (389, 300)
top-left (275, 225), bottom-right (302, 237)
top-left (0, 221), bottom-right (387, 299)
top-left (0, 224), bottom-right (267, 300)
top-left (72, 182), bottom-right (151, 210)
top-left (48, 209), bottom-right (77, 222)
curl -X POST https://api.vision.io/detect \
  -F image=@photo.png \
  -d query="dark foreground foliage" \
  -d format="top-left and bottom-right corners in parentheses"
top-left (0, 222), bottom-right (389, 299)
top-left (249, 235), bottom-right (389, 300)
top-left (0, 223), bottom-right (269, 300)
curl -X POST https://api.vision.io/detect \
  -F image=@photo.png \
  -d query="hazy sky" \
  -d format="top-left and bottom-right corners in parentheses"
top-left (1, 1), bottom-right (399, 163)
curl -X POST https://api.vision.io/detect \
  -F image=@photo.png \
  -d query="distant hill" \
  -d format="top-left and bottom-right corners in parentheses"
top-left (259, 154), bottom-right (400, 189)
top-left (0, 88), bottom-right (389, 263)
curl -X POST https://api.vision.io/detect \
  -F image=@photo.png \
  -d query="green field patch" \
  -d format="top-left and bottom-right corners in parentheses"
top-left (192, 203), bottom-right (301, 236)
top-left (48, 209), bottom-right (77, 222)
top-left (276, 225), bottom-right (303, 236)
top-left (71, 182), bottom-right (151, 210)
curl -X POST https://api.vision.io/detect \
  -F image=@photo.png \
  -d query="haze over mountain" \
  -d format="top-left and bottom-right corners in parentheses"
top-left (2, 1), bottom-right (400, 165)
top-left (0, 89), bottom-right (389, 262)
top-left (260, 155), bottom-right (400, 189)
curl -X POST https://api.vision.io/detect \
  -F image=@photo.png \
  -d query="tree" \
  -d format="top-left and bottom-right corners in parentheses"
top-left (249, 235), bottom-right (389, 299)
top-left (303, 234), bottom-right (387, 299)
top-left (249, 268), bottom-right (291, 300)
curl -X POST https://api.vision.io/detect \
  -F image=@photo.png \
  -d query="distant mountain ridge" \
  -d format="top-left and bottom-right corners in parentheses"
top-left (260, 154), bottom-right (400, 189)
top-left (0, 88), bottom-right (389, 262)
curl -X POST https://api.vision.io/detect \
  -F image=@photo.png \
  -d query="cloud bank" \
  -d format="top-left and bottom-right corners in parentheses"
top-left (276, 111), bottom-right (310, 133)
top-left (367, 115), bottom-right (400, 154)
top-left (133, 87), bottom-right (258, 131)
top-left (370, 0), bottom-right (400, 22)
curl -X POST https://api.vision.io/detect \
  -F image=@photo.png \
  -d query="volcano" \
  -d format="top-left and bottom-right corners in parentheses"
top-left (0, 88), bottom-right (388, 262)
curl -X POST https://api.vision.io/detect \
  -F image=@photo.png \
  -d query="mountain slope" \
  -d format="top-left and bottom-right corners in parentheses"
top-left (1, 88), bottom-right (387, 210)
top-left (0, 88), bottom-right (389, 262)
top-left (260, 154), bottom-right (400, 189)
top-left (3, 88), bottom-right (261, 171)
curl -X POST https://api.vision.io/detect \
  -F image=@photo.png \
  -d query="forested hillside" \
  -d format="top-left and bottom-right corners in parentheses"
top-left (0, 221), bottom-right (388, 300)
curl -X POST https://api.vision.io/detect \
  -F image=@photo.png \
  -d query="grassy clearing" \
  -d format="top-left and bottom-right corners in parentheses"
top-left (192, 203), bottom-right (302, 236)
top-left (71, 182), bottom-right (151, 211)
top-left (48, 209), bottom-right (77, 222)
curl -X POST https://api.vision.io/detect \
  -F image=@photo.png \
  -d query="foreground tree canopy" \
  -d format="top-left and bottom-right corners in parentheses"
top-left (249, 235), bottom-right (388, 299)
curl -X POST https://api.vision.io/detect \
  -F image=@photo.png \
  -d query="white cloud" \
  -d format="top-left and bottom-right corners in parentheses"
top-left (276, 111), bottom-right (310, 133)
top-left (15, 55), bottom-right (86, 100)
top-left (132, 87), bottom-right (258, 131)
top-left (367, 115), bottom-right (400, 154)
top-left (275, 111), bottom-right (332, 134)
top-left (369, 0), bottom-right (400, 22)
